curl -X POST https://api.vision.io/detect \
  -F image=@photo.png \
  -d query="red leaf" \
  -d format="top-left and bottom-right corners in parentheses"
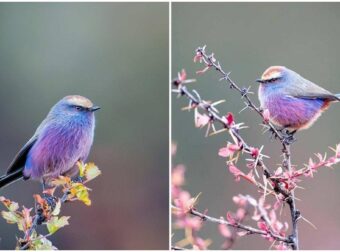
top-left (218, 143), bottom-right (240, 158)
top-left (257, 221), bottom-right (268, 232)
top-left (225, 112), bottom-right (234, 127)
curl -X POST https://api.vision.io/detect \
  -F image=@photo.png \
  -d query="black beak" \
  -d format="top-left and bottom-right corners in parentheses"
top-left (89, 105), bottom-right (101, 112)
top-left (256, 79), bottom-right (265, 83)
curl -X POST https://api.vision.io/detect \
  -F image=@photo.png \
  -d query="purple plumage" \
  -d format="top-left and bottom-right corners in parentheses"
top-left (0, 95), bottom-right (100, 188)
top-left (257, 66), bottom-right (338, 131)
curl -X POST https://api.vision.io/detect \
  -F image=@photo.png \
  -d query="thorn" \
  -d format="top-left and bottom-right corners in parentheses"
top-left (239, 103), bottom-right (249, 114)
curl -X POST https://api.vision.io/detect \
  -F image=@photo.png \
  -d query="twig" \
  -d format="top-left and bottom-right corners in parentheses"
top-left (172, 205), bottom-right (290, 244)
top-left (173, 82), bottom-right (290, 200)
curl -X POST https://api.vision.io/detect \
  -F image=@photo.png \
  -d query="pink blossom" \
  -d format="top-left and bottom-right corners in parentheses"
top-left (250, 147), bottom-right (259, 158)
top-left (275, 242), bottom-right (289, 250)
top-left (257, 221), bottom-right (269, 232)
top-left (178, 69), bottom-right (187, 82)
top-left (193, 237), bottom-right (208, 250)
top-left (195, 110), bottom-right (210, 128)
top-left (263, 109), bottom-right (270, 123)
top-left (226, 211), bottom-right (236, 225)
top-left (176, 216), bottom-right (202, 231)
top-left (232, 195), bottom-right (248, 208)
top-left (218, 143), bottom-right (240, 158)
top-left (229, 164), bottom-right (256, 184)
top-left (193, 53), bottom-right (203, 63)
top-left (172, 165), bottom-right (186, 187)
top-left (229, 164), bottom-right (242, 182)
top-left (236, 208), bottom-right (247, 221)
top-left (219, 223), bottom-right (232, 238)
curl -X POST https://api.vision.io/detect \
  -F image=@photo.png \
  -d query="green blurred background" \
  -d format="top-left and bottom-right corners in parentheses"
top-left (172, 3), bottom-right (340, 250)
top-left (0, 3), bottom-right (168, 250)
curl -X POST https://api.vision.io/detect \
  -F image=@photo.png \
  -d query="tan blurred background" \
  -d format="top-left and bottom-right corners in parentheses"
top-left (172, 2), bottom-right (340, 250)
top-left (0, 3), bottom-right (168, 249)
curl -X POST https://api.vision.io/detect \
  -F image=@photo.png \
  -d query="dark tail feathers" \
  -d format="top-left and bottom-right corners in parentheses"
top-left (0, 170), bottom-right (23, 189)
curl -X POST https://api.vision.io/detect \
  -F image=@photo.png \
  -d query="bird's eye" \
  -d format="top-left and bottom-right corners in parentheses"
top-left (267, 77), bottom-right (280, 83)
top-left (75, 106), bottom-right (82, 111)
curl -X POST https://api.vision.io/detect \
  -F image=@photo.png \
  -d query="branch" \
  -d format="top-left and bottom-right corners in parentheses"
top-left (172, 79), bottom-right (290, 199)
top-left (194, 46), bottom-right (286, 145)
top-left (172, 203), bottom-right (289, 244)
top-left (0, 162), bottom-right (101, 250)
top-left (193, 45), bottom-right (300, 249)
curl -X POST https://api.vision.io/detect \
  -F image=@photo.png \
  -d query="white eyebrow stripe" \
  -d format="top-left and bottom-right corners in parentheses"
top-left (263, 71), bottom-right (282, 80)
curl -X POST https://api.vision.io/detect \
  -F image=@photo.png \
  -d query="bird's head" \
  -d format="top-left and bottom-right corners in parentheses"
top-left (256, 66), bottom-right (288, 85)
top-left (51, 95), bottom-right (100, 119)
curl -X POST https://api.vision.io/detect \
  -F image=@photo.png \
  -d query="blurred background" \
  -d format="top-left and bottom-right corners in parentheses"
top-left (172, 3), bottom-right (340, 250)
top-left (0, 3), bottom-right (168, 250)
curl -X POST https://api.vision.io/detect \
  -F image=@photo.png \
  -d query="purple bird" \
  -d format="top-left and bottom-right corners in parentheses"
top-left (0, 95), bottom-right (100, 189)
top-left (257, 66), bottom-right (340, 132)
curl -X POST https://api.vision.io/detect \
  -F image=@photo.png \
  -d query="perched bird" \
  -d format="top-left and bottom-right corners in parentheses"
top-left (257, 66), bottom-right (340, 132)
top-left (0, 95), bottom-right (100, 189)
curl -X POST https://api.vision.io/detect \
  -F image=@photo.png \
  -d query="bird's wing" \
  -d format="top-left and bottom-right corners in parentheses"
top-left (291, 75), bottom-right (340, 101)
top-left (6, 135), bottom-right (38, 175)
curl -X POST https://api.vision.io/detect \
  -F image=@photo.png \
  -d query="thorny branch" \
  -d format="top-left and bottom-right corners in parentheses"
top-left (172, 76), bottom-right (290, 198)
top-left (172, 45), bottom-right (304, 249)
top-left (195, 45), bottom-right (300, 249)
top-left (172, 204), bottom-right (290, 243)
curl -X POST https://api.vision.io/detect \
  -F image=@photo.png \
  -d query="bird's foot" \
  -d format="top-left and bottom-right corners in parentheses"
top-left (269, 127), bottom-right (297, 145)
top-left (281, 129), bottom-right (297, 145)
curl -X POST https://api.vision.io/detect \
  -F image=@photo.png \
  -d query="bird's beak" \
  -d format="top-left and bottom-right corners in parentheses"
top-left (89, 105), bottom-right (101, 112)
top-left (256, 79), bottom-right (265, 83)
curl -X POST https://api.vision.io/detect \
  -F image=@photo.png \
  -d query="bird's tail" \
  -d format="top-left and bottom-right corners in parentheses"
top-left (0, 170), bottom-right (23, 189)
top-left (335, 94), bottom-right (340, 101)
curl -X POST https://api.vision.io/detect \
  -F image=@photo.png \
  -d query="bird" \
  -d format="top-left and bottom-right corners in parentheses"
top-left (0, 95), bottom-right (100, 189)
top-left (256, 66), bottom-right (340, 133)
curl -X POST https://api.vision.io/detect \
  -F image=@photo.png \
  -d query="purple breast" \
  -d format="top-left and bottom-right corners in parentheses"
top-left (23, 122), bottom-right (94, 180)
top-left (264, 94), bottom-right (324, 129)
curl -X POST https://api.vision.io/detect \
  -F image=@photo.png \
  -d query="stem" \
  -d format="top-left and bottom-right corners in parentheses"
top-left (282, 144), bottom-right (299, 250)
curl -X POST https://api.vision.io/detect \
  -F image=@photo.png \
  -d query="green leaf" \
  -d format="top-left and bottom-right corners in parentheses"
top-left (78, 162), bottom-right (86, 177)
top-left (0, 196), bottom-right (19, 211)
top-left (46, 216), bottom-right (70, 235)
top-left (1, 210), bottom-right (21, 224)
top-left (85, 163), bottom-right (101, 181)
top-left (70, 183), bottom-right (91, 206)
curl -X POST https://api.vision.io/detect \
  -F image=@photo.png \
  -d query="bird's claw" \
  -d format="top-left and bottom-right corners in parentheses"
top-left (268, 127), bottom-right (297, 145)
top-left (281, 129), bottom-right (297, 145)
